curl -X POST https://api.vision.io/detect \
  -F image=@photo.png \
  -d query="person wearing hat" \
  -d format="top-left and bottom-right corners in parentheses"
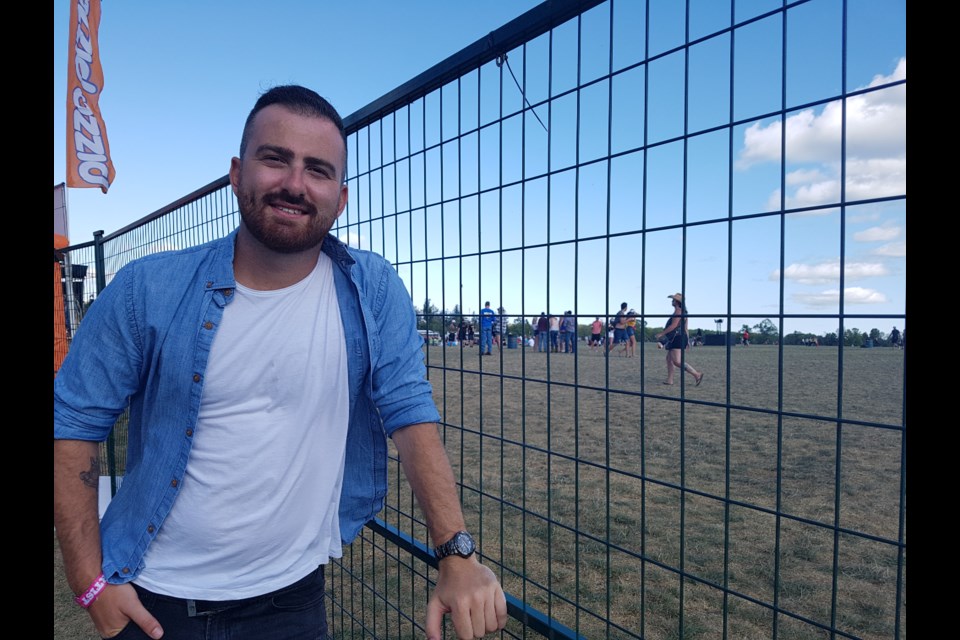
top-left (655, 293), bottom-right (704, 386)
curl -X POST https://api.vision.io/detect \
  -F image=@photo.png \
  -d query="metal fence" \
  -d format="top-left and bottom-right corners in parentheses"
top-left (58, 1), bottom-right (906, 638)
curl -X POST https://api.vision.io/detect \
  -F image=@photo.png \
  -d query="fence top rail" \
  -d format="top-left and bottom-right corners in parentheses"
top-left (342, 0), bottom-right (607, 132)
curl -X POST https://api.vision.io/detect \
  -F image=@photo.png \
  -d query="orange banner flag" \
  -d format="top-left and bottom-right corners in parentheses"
top-left (66, 0), bottom-right (116, 193)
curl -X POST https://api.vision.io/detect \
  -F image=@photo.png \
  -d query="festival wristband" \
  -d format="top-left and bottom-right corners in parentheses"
top-left (75, 573), bottom-right (107, 608)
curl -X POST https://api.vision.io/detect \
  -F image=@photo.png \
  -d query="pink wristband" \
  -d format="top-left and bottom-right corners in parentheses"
top-left (74, 573), bottom-right (107, 608)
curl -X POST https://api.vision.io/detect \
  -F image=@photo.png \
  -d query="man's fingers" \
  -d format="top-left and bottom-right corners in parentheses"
top-left (125, 602), bottom-right (164, 639)
top-left (425, 592), bottom-right (448, 640)
top-left (91, 584), bottom-right (164, 639)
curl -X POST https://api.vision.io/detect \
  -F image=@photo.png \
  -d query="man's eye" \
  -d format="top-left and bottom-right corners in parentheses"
top-left (308, 166), bottom-right (331, 178)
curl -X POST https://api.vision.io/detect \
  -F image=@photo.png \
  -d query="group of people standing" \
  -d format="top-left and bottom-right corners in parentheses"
top-left (447, 303), bottom-right (510, 355)
top-left (532, 311), bottom-right (578, 353)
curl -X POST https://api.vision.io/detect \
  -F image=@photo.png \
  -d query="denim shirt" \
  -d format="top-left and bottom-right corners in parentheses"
top-left (54, 231), bottom-right (440, 584)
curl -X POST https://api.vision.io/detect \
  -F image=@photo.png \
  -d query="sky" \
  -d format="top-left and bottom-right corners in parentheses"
top-left (53, 0), bottom-right (544, 241)
top-left (55, 0), bottom-right (906, 337)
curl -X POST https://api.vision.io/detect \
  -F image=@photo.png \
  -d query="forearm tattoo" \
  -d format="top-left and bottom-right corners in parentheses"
top-left (79, 456), bottom-right (99, 489)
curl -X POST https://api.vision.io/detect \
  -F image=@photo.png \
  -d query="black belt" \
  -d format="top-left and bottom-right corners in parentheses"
top-left (134, 566), bottom-right (322, 618)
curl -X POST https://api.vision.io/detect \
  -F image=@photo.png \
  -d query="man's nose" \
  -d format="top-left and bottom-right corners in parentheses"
top-left (281, 166), bottom-right (306, 196)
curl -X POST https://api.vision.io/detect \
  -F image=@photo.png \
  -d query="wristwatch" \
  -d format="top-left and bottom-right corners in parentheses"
top-left (433, 530), bottom-right (476, 560)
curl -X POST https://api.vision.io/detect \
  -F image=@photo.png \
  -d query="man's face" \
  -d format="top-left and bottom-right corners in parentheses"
top-left (230, 104), bottom-right (348, 254)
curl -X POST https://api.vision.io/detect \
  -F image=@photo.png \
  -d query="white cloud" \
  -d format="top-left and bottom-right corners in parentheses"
top-left (854, 225), bottom-right (902, 242)
top-left (786, 168), bottom-right (829, 186)
top-left (871, 240), bottom-right (906, 257)
top-left (737, 57), bottom-right (905, 207)
top-left (774, 259), bottom-right (889, 285)
top-left (793, 286), bottom-right (888, 306)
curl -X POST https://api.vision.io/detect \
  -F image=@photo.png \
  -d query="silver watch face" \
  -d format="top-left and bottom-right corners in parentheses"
top-left (453, 532), bottom-right (475, 556)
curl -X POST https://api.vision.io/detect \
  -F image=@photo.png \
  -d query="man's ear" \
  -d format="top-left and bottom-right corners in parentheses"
top-left (229, 157), bottom-right (241, 196)
top-left (335, 183), bottom-right (349, 218)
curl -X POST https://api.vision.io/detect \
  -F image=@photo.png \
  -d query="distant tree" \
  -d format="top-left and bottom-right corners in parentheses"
top-left (752, 319), bottom-right (779, 345)
top-left (843, 328), bottom-right (864, 347)
top-left (868, 328), bottom-right (886, 346)
top-left (417, 298), bottom-right (443, 334)
top-left (820, 332), bottom-right (839, 347)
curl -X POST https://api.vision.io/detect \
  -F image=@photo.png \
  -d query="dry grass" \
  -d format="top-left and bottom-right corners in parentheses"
top-left (56, 342), bottom-right (906, 640)
top-left (354, 342), bottom-right (906, 640)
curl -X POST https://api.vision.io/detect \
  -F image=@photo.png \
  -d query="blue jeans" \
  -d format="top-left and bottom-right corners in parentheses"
top-left (564, 332), bottom-right (576, 353)
top-left (481, 328), bottom-right (493, 353)
top-left (538, 331), bottom-right (549, 351)
top-left (110, 566), bottom-right (328, 640)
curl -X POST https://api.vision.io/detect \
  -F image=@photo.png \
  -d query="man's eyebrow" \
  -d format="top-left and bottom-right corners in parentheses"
top-left (303, 155), bottom-right (338, 174)
top-left (254, 144), bottom-right (294, 160)
top-left (254, 145), bottom-right (337, 174)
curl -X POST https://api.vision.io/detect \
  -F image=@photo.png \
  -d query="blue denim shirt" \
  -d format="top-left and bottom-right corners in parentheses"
top-left (54, 231), bottom-right (440, 584)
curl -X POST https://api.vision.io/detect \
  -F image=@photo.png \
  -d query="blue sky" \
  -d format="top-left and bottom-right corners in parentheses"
top-left (55, 0), bottom-right (905, 336)
top-left (54, 0), bottom-right (544, 241)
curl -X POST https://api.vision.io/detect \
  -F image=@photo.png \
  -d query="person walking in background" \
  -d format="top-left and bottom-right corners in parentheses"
top-left (655, 293), bottom-right (704, 386)
top-left (741, 328), bottom-right (750, 346)
top-left (890, 326), bottom-right (902, 349)
top-left (480, 301), bottom-right (496, 355)
top-left (54, 85), bottom-right (506, 640)
top-left (607, 302), bottom-right (629, 355)
top-left (536, 312), bottom-right (549, 352)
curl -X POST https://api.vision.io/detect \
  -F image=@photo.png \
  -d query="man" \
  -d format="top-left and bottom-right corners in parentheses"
top-left (590, 316), bottom-right (603, 350)
top-left (479, 301), bottom-right (496, 356)
top-left (54, 86), bottom-right (506, 640)
top-left (561, 311), bottom-right (577, 354)
top-left (607, 302), bottom-right (629, 355)
top-left (536, 312), bottom-right (549, 352)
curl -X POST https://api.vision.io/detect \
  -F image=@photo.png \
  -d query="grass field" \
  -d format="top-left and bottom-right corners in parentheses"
top-left (56, 342), bottom-right (906, 639)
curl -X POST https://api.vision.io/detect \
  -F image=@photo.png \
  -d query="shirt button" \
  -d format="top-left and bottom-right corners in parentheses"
top-left (193, 374), bottom-right (201, 383)
top-left (171, 479), bottom-right (179, 488)
top-left (224, 288), bottom-right (234, 296)
top-left (203, 321), bottom-right (213, 330)
top-left (147, 525), bottom-right (155, 534)
top-left (122, 567), bottom-right (130, 574)
top-left (185, 428), bottom-right (193, 437)
top-left (205, 281), bottom-right (213, 288)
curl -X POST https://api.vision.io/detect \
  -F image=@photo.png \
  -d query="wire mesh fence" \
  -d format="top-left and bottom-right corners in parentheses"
top-left (57, 1), bottom-right (906, 638)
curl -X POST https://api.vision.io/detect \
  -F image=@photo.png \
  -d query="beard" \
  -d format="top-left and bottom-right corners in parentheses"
top-left (236, 186), bottom-right (331, 254)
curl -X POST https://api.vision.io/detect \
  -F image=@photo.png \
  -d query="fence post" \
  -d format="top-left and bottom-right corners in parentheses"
top-left (92, 229), bottom-right (119, 499)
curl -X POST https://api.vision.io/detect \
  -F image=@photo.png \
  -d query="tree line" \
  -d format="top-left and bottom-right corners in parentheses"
top-left (414, 301), bottom-right (902, 347)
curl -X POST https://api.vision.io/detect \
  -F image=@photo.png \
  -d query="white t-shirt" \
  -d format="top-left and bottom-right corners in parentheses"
top-left (136, 253), bottom-right (350, 599)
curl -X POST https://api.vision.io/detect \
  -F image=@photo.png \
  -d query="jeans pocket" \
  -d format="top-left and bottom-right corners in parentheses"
top-left (101, 620), bottom-right (136, 640)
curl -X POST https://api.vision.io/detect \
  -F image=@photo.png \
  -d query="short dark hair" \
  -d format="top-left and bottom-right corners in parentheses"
top-left (239, 85), bottom-right (348, 181)
top-left (620, 302), bottom-right (628, 309)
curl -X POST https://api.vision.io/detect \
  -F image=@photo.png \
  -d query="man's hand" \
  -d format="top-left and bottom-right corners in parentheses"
top-left (88, 583), bottom-right (164, 639)
top-left (426, 556), bottom-right (507, 640)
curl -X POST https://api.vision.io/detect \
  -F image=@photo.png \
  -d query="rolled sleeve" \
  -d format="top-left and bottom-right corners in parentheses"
top-left (54, 264), bottom-right (144, 442)
top-left (367, 262), bottom-right (440, 436)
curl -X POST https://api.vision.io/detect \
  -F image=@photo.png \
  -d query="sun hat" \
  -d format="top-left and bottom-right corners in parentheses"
top-left (668, 293), bottom-right (683, 303)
